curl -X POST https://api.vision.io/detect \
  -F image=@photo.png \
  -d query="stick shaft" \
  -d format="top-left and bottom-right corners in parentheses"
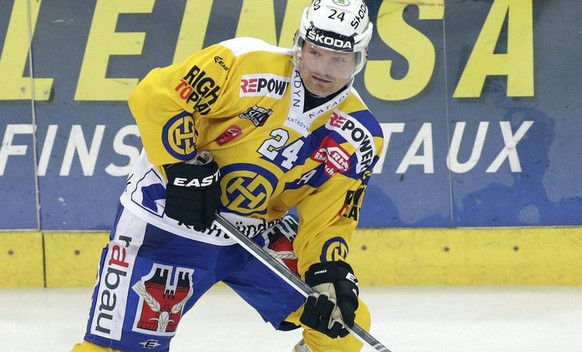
top-left (214, 213), bottom-right (391, 352)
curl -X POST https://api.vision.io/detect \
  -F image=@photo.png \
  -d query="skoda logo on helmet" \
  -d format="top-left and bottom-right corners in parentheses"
top-left (305, 26), bottom-right (354, 52)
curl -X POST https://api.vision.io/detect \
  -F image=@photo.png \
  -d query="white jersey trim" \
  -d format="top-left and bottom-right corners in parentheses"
top-left (119, 151), bottom-right (287, 246)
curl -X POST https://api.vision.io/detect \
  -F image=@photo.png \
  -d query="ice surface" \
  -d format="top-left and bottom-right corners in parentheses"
top-left (1, 286), bottom-right (581, 352)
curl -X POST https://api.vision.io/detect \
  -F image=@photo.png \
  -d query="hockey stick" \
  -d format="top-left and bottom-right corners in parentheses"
top-left (214, 213), bottom-right (391, 352)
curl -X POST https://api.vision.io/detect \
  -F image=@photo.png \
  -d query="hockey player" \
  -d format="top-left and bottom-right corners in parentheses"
top-left (71, 0), bottom-right (383, 351)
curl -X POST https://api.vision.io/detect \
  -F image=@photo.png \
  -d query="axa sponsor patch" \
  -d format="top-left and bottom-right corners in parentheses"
top-left (240, 74), bottom-right (289, 99)
top-left (326, 110), bottom-right (376, 173)
top-left (311, 136), bottom-right (351, 177)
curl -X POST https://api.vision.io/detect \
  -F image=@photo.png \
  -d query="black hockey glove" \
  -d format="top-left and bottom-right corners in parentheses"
top-left (163, 152), bottom-right (221, 232)
top-left (300, 261), bottom-right (359, 338)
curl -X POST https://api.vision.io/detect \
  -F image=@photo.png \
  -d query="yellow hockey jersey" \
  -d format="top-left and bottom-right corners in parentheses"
top-left (121, 37), bottom-right (384, 275)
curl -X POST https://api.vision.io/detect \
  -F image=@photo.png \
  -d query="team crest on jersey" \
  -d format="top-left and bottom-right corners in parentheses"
top-left (240, 74), bottom-right (290, 99)
top-left (320, 237), bottom-right (349, 262)
top-left (240, 105), bottom-right (272, 127)
top-left (162, 111), bottom-right (197, 160)
top-left (132, 264), bottom-right (194, 336)
top-left (220, 165), bottom-right (277, 215)
top-left (311, 136), bottom-right (351, 177)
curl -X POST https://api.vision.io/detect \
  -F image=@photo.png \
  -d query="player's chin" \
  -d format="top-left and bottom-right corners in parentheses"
top-left (305, 78), bottom-right (335, 96)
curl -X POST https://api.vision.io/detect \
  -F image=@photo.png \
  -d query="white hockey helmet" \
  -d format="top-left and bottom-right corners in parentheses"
top-left (294, 0), bottom-right (373, 78)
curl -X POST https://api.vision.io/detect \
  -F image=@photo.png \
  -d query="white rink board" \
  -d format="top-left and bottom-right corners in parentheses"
top-left (1, 286), bottom-right (582, 352)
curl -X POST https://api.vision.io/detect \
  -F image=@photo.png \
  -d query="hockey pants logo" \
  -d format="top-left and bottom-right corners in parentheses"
top-left (132, 264), bottom-right (194, 335)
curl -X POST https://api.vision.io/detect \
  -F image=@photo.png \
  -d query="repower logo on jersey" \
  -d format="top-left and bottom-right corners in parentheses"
top-left (326, 110), bottom-right (376, 173)
top-left (240, 74), bottom-right (290, 99)
top-left (305, 25), bottom-right (354, 52)
top-left (90, 231), bottom-right (138, 340)
top-left (240, 105), bottom-right (273, 126)
top-left (311, 136), bottom-right (351, 177)
top-left (175, 65), bottom-right (221, 115)
top-left (162, 111), bottom-right (198, 160)
top-left (132, 264), bottom-right (194, 336)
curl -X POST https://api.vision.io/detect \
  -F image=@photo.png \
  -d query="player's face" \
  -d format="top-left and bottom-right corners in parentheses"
top-left (299, 43), bottom-right (357, 97)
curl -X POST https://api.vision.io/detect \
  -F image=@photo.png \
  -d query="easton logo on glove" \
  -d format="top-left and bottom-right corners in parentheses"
top-left (171, 169), bottom-right (220, 188)
top-left (163, 152), bottom-right (222, 232)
